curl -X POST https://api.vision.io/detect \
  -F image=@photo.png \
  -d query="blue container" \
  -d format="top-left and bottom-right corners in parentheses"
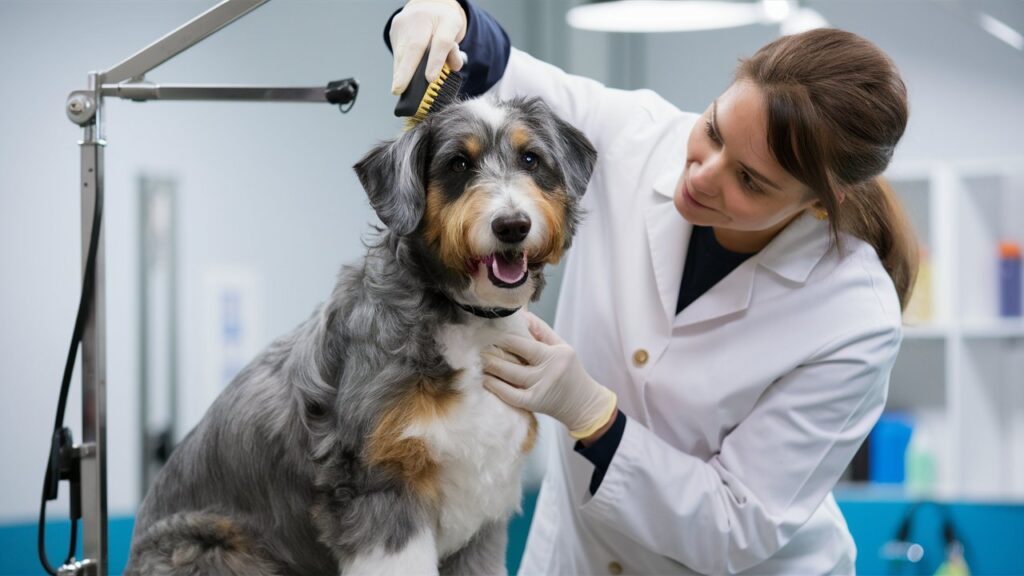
top-left (869, 412), bottom-right (913, 484)
top-left (1000, 241), bottom-right (1022, 317)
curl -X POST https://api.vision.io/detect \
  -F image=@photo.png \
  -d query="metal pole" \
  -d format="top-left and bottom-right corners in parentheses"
top-left (81, 70), bottom-right (108, 576)
top-left (65, 71), bottom-right (108, 576)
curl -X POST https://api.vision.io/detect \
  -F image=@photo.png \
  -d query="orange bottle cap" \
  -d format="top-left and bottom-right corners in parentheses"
top-left (1000, 241), bottom-right (1022, 259)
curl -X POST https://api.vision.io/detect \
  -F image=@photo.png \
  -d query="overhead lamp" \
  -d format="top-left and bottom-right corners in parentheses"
top-left (978, 12), bottom-right (1024, 51)
top-left (567, 0), bottom-right (786, 33)
top-left (566, 0), bottom-right (827, 34)
top-left (779, 5), bottom-right (829, 35)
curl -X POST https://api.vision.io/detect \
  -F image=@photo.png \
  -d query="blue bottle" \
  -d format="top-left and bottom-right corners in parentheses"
top-left (869, 412), bottom-right (913, 484)
top-left (1000, 241), bottom-right (1022, 318)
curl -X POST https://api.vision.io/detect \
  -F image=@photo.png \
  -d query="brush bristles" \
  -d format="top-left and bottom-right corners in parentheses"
top-left (404, 63), bottom-right (462, 131)
top-left (414, 66), bottom-right (450, 120)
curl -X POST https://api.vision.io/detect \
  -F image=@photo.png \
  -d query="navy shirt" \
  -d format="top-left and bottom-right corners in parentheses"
top-left (677, 226), bottom-right (757, 314)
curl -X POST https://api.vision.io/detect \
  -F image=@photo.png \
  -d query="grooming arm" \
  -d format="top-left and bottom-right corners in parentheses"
top-left (92, 0), bottom-right (358, 107)
top-left (59, 2), bottom-right (358, 574)
top-left (101, 82), bottom-right (357, 106)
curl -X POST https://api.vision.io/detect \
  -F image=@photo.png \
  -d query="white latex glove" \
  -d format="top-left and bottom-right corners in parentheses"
top-left (483, 313), bottom-right (618, 440)
top-left (389, 0), bottom-right (468, 95)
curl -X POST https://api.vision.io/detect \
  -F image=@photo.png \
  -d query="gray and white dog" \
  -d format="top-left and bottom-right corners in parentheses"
top-left (124, 95), bottom-right (595, 575)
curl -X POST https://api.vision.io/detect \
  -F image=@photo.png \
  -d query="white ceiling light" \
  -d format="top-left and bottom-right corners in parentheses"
top-left (978, 12), bottom-right (1024, 51)
top-left (761, 0), bottom-right (793, 23)
top-left (779, 6), bottom-right (828, 35)
top-left (566, 0), bottom-right (792, 33)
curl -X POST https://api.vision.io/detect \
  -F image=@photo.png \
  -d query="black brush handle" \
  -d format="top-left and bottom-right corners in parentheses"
top-left (395, 54), bottom-right (431, 117)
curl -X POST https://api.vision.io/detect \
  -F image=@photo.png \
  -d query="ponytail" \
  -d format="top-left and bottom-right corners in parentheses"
top-left (736, 28), bottom-right (914, 309)
top-left (836, 177), bottom-right (919, 310)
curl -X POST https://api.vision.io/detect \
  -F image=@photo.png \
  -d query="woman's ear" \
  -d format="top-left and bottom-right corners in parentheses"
top-left (353, 124), bottom-right (429, 236)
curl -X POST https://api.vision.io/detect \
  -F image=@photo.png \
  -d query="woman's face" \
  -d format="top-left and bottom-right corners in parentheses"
top-left (676, 80), bottom-right (818, 252)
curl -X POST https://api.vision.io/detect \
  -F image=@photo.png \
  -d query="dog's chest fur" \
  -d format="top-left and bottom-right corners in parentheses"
top-left (405, 315), bottom-right (535, 558)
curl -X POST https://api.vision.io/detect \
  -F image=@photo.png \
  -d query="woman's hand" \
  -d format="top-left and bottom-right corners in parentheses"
top-left (389, 0), bottom-right (468, 95)
top-left (483, 313), bottom-right (618, 440)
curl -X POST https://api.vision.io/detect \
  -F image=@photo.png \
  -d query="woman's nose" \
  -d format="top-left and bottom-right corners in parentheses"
top-left (689, 156), bottom-right (721, 196)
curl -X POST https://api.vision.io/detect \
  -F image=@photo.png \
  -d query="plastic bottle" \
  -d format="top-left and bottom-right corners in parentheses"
top-left (904, 418), bottom-right (938, 496)
top-left (904, 247), bottom-right (933, 325)
top-left (1000, 241), bottom-right (1022, 318)
top-left (869, 412), bottom-right (913, 484)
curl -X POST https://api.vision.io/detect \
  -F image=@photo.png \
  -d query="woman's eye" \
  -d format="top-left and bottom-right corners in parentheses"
top-left (739, 171), bottom-right (763, 194)
top-left (521, 152), bottom-right (539, 170)
top-left (450, 156), bottom-right (469, 173)
top-left (704, 120), bottom-right (722, 146)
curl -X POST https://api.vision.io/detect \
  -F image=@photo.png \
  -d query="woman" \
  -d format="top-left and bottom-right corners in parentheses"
top-left (387, 1), bottom-right (916, 573)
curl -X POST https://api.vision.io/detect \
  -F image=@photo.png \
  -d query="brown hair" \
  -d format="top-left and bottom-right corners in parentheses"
top-left (736, 28), bottom-right (918, 310)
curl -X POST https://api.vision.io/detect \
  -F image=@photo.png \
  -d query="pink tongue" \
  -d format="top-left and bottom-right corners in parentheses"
top-left (492, 253), bottom-right (528, 284)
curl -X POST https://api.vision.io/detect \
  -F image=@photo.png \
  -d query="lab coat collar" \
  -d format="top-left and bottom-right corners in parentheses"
top-left (756, 211), bottom-right (833, 284)
top-left (645, 198), bottom-right (692, 330)
top-left (646, 165), bottom-right (831, 329)
top-left (652, 164), bottom-right (681, 200)
top-left (670, 234), bottom-right (756, 328)
top-left (647, 162), bottom-right (754, 329)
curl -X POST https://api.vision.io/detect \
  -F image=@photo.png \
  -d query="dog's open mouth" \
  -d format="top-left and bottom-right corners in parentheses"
top-left (469, 251), bottom-right (530, 289)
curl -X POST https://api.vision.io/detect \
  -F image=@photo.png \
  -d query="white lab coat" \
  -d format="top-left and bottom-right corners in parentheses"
top-left (489, 49), bottom-right (903, 575)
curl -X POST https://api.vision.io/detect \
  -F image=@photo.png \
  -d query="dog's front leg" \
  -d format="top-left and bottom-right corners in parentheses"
top-left (438, 520), bottom-right (508, 576)
top-left (340, 527), bottom-right (439, 576)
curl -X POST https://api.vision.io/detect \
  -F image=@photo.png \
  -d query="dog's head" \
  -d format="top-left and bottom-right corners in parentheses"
top-left (354, 96), bottom-right (596, 311)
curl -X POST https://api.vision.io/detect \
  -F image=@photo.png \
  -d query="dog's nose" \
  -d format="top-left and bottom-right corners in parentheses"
top-left (492, 213), bottom-right (531, 244)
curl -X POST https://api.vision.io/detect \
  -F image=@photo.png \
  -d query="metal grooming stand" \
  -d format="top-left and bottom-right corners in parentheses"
top-left (60, 1), bottom-right (357, 573)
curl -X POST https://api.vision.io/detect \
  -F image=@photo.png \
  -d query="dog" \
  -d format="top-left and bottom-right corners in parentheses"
top-left (124, 94), bottom-right (596, 575)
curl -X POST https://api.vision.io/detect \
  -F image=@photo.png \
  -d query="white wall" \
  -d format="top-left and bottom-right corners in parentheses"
top-left (3, 0), bottom-right (1023, 524)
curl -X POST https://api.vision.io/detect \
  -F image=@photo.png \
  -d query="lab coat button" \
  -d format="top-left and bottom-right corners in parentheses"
top-left (608, 561), bottom-right (623, 575)
top-left (632, 349), bottom-right (649, 367)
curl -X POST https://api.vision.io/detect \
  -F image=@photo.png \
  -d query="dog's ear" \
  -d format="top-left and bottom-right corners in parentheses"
top-left (353, 124), bottom-right (429, 236)
top-left (546, 107), bottom-right (597, 199)
top-left (554, 117), bottom-right (596, 198)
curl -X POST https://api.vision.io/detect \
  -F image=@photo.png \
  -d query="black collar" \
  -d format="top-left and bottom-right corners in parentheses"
top-left (455, 301), bottom-right (520, 319)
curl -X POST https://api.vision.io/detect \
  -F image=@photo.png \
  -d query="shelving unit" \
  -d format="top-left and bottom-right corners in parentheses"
top-left (883, 158), bottom-right (1024, 501)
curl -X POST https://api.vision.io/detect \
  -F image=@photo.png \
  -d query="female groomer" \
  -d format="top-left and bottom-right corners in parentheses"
top-left (387, 1), bottom-right (916, 573)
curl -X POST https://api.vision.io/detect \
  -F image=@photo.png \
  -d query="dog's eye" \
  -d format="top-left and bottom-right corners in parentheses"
top-left (521, 152), bottom-right (540, 171)
top-left (449, 156), bottom-right (470, 173)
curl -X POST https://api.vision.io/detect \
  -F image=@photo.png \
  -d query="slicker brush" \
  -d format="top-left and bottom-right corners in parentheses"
top-left (394, 54), bottom-right (463, 130)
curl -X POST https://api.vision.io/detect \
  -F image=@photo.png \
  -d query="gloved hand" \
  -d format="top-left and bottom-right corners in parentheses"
top-left (483, 313), bottom-right (618, 440)
top-left (389, 0), bottom-right (468, 95)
